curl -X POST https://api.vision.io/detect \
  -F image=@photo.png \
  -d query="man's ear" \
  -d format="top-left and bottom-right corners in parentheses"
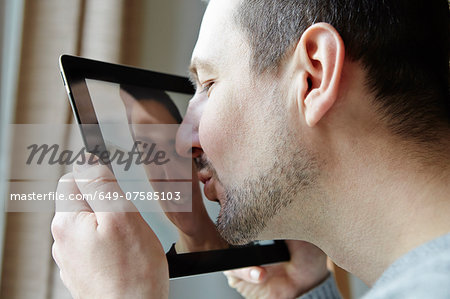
top-left (294, 23), bottom-right (345, 127)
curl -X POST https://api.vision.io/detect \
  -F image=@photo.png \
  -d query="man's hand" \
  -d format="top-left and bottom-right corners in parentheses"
top-left (224, 240), bottom-right (329, 299)
top-left (51, 157), bottom-right (169, 299)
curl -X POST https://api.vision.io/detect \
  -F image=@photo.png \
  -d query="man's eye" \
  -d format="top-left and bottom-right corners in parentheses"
top-left (200, 82), bottom-right (214, 96)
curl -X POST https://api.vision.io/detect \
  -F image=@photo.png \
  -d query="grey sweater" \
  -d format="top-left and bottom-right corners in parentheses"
top-left (299, 232), bottom-right (450, 299)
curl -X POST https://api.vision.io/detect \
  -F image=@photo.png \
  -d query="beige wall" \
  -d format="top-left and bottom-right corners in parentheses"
top-left (140, 0), bottom-right (206, 76)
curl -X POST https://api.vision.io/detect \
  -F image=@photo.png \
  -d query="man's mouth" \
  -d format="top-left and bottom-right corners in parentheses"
top-left (198, 172), bottom-right (219, 203)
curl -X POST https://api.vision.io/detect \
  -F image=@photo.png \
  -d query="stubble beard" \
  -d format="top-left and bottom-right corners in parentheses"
top-left (216, 138), bottom-right (318, 245)
top-left (198, 128), bottom-right (319, 245)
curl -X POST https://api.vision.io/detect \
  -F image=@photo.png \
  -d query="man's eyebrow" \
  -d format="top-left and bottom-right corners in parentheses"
top-left (188, 58), bottom-right (216, 87)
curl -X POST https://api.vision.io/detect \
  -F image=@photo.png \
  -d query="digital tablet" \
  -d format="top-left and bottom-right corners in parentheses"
top-left (59, 54), bottom-right (290, 278)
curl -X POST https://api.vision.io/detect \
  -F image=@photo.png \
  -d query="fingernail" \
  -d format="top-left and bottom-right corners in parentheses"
top-left (250, 269), bottom-right (261, 281)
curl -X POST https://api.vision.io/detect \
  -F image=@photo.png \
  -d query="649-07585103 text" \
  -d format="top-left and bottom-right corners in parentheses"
top-left (9, 191), bottom-right (182, 201)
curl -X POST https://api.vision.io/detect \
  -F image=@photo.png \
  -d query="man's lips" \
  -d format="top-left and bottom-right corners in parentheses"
top-left (197, 172), bottom-right (211, 185)
top-left (198, 172), bottom-right (219, 203)
top-left (205, 179), bottom-right (221, 203)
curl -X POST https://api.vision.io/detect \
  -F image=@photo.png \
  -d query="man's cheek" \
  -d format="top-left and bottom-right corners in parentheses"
top-left (198, 85), bottom-right (253, 179)
top-left (198, 110), bottom-right (228, 170)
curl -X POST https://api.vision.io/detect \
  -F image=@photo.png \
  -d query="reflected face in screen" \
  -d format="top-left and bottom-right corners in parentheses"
top-left (120, 88), bottom-right (211, 239)
top-left (120, 87), bottom-right (186, 189)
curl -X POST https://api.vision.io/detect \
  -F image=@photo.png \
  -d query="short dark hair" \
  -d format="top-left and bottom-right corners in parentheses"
top-left (235, 0), bottom-right (449, 142)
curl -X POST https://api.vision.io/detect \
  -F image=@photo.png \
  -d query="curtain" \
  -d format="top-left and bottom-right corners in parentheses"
top-left (0, 1), bottom-right (144, 298)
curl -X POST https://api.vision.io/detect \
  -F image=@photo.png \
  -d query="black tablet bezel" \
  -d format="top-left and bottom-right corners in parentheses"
top-left (59, 54), bottom-right (290, 279)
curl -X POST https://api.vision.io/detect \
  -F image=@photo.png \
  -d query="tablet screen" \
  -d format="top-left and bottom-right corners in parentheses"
top-left (85, 78), bottom-right (202, 252)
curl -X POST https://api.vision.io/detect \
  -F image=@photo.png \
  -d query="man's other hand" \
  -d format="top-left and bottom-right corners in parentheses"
top-left (51, 156), bottom-right (169, 299)
top-left (224, 240), bottom-right (329, 299)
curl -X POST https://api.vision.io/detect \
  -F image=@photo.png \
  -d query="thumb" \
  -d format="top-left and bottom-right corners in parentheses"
top-left (224, 266), bottom-right (267, 284)
top-left (72, 154), bottom-right (138, 214)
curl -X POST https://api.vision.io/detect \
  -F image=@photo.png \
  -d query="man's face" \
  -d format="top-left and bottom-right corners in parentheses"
top-left (177, 0), bottom-right (318, 244)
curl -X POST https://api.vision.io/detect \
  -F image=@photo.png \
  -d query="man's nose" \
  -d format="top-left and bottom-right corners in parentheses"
top-left (176, 99), bottom-right (203, 158)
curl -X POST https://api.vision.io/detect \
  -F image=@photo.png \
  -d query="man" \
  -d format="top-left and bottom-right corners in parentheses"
top-left (51, 0), bottom-right (450, 298)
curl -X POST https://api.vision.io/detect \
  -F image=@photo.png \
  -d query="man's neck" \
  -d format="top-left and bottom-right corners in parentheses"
top-left (317, 136), bottom-right (450, 285)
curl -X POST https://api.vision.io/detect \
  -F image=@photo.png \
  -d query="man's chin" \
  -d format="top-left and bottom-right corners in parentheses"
top-left (215, 211), bottom-right (261, 246)
top-left (216, 228), bottom-right (254, 246)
